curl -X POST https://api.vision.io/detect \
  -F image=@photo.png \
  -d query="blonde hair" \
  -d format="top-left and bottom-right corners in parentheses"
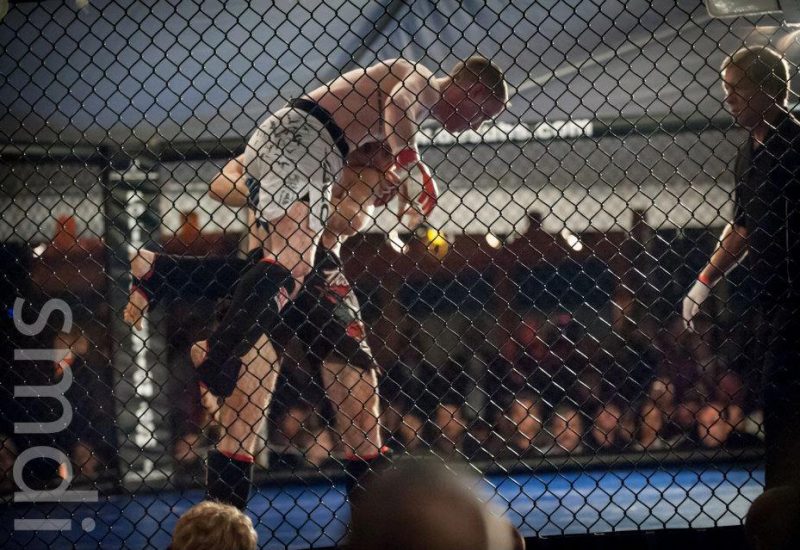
top-left (449, 55), bottom-right (509, 103)
top-left (722, 46), bottom-right (791, 102)
top-left (170, 501), bottom-right (257, 550)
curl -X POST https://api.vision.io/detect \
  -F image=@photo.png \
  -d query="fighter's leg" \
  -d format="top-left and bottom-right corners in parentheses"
top-left (192, 334), bottom-right (281, 509)
top-left (196, 202), bottom-right (317, 398)
top-left (319, 358), bottom-right (382, 457)
top-left (124, 249), bottom-right (254, 330)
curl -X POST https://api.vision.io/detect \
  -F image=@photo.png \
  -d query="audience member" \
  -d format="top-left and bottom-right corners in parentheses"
top-left (586, 400), bottom-right (628, 454)
top-left (745, 485), bottom-right (800, 550)
top-left (695, 401), bottom-right (760, 449)
top-left (496, 392), bottom-right (544, 458)
top-left (348, 460), bottom-right (525, 550)
top-left (547, 403), bottom-right (584, 455)
top-left (432, 402), bottom-right (467, 457)
top-left (169, 501), bottom-right (257, 550)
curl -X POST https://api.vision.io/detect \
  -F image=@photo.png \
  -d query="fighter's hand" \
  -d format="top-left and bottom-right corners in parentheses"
top-left (123, 288), bottom-right (149, 331)
top-left (682, 277), bottom-right (712, 332)
top-left (396, 159), bottom-right (439, 230)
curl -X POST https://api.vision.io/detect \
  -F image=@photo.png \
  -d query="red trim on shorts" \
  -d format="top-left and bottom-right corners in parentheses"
top-left (344, 446), bottom-right (390, 462)
top-left (698, 272), bottom-right (712, 286)
top-left (395, 148), bottom-right (419, 168)
top-left (219, 450), bottom-right (255, 464)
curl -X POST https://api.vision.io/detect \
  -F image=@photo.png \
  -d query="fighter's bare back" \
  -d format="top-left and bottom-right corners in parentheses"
top-left (304, 59), bottom-right (439, 153)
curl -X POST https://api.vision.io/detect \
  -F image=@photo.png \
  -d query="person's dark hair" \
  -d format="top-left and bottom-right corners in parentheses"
top-left (721, 46), bottom-right (791, 103)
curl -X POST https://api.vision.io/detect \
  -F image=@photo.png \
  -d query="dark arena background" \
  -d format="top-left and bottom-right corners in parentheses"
top-left (2, 0), bottom-right (800, 549)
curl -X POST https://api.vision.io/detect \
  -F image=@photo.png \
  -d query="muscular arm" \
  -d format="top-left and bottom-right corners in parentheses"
top-left (699, 223), bottom-right (749, 285)
top-left (209, 155), bottom-right (248, 206)
top-left (384, 75), bottom-right (427, 156)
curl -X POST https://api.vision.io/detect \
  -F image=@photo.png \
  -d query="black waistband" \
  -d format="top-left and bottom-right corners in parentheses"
top-left (288, 98), bottom-right (350, 160)
top-left (314, 247), bottom-right (342, 270)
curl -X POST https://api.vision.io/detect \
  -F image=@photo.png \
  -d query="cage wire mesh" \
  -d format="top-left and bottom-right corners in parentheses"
top-left (1, 0), bottom-right (799, 548)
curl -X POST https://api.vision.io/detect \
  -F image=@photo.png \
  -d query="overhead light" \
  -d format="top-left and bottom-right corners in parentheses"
top-left (559, 228), bottom-right (583, 252)
top-left (485, 233), bottom-right (502, 249)
top-left (704, 0), bottom-right (800, 26)
top-left (704, 0), bottom-right (779, 19)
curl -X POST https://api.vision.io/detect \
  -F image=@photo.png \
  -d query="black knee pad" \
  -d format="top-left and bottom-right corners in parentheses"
top-left (197, 260), bottom-right (292, 398)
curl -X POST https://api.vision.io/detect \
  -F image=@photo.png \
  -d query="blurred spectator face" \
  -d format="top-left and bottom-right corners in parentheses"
top-left (517, 318), bottom-right (547, 360)
top-left (649, 378), bottom-right (675, 411)
top-left (722, 64), bottom-right (776, 131)
top-left (551, 407), bottom-right (583, 453)
top-left (716, 371), bottom-right (744, 407)
top-left (72, 441), bottom-right (101, 479)
top-left (507, 396), bottom-right (542, 448)
top-left (435, 404), bottom-right (466, 450)
top-left (674, 400), bottom-right (701, 430)
top-left (592, 404), bottom-right (621, 448)
top-left (639, 400), bottom-right (664, 449)
top-left (697, 403), bottom-right (734, 448)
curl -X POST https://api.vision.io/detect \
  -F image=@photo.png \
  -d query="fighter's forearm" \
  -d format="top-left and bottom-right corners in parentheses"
top-left (699, 223), bottom-right (748, 284)
top-left (209, 155), bottom-right (249, 206)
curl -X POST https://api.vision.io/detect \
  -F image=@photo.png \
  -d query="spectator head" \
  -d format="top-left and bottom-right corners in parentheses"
top-left (502, 392), bottom-right (543, 450)
top-left (591, 402), bottom-right (622, 448)
top-left (349, 460), bottom-right (524, 550)
top-left (721, 46), bottom-right (790, 129)
top-left (715, 370), bottom-right (745, 407)
top-left (696, 402), bottom-right (737, 448)
top-left (549, 404), bottom-right (584, 454)
top-left (648, 377), bottom-right (675, 411)
top-left (746, 485), bottom-right (800, 550)
top-left (434, 403), bottom-right (466, 452)
top-left (169, 501), bottom-right (257, 550)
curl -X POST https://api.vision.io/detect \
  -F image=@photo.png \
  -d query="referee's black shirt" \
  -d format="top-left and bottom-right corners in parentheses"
top-left (733, 112), bottom-right (800, 304)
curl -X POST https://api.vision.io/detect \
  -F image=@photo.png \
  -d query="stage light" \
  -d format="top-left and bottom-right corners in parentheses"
top-left (485, 233), bottom-right (502, 249)
top-left (560, 228), bottom-right (584, 252)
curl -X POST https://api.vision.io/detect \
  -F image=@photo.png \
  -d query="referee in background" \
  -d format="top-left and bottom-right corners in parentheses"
top-left (682, 45), bottom-right (800, 489)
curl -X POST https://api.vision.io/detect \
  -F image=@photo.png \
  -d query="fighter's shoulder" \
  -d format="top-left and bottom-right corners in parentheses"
top-left (374, 58), bottom-right (431, 80)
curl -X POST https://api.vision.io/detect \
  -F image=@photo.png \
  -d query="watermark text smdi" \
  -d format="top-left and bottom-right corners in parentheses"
top-left (12, 297), bottom-right (98, 532)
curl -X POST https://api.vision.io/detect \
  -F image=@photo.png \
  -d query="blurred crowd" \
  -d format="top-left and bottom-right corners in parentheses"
top-left (0, 222), bottom-right (766, 490)
top-left (243, 306), bottom-right (763, 473)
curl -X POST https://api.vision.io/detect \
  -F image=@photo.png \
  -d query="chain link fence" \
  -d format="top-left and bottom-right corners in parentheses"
top-left (2, 0), bottom-right (799, 548)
